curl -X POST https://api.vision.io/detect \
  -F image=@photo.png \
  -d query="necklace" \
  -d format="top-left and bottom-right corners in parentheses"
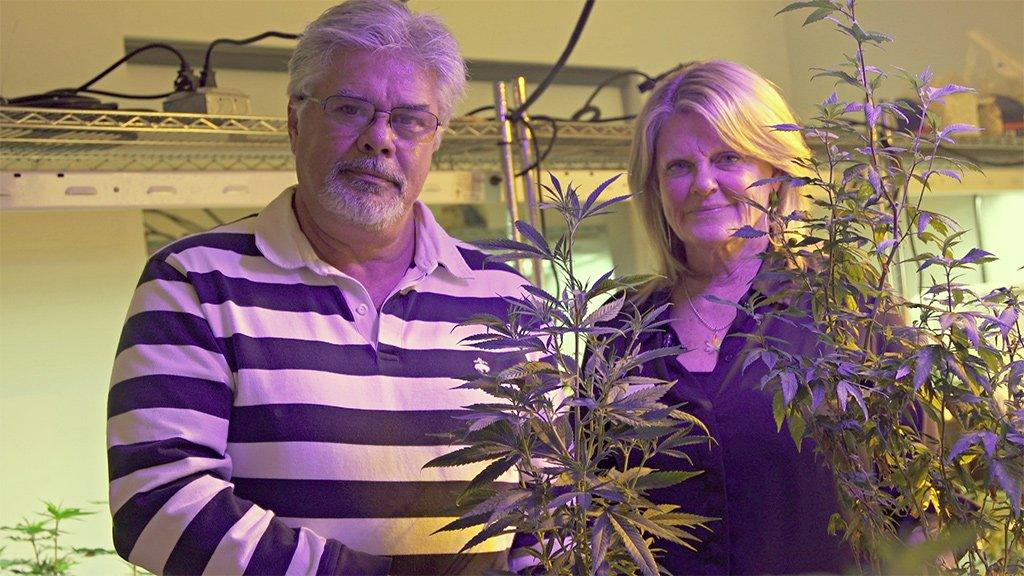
top-left (680, 280), bottom-right (732, 353)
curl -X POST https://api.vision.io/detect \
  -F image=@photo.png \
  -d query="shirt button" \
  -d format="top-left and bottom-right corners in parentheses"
top-left (356, 304), bottom-right (369, 315)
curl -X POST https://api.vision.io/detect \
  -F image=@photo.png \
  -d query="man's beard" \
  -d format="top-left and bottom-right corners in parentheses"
top-left (318, 157), bottom-right (409, 229)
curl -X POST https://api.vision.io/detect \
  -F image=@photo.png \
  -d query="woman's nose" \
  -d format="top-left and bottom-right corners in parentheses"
top-left (690, 165), bottom-right (717, 196)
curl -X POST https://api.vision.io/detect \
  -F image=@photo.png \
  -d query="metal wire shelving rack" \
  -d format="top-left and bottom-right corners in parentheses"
top-left (0, 106), bottom-right (634, 173)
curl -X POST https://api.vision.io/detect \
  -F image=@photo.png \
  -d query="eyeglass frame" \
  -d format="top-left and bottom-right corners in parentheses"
top-left (301, 94), bottom-right (442, 143)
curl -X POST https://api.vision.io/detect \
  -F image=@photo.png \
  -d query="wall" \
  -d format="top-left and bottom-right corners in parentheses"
top-left (0, 210), bottom-right (146, 574)
top-left (0, 1), bottom-right (1021, 573)
top-left (780, 0), bottom-right (1024, 119)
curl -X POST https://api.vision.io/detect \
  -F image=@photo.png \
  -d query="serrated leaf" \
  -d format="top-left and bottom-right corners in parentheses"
top-left (633, 470), bottom-right (703, 490)
top-left (917, 211), bottom-right (932, 235)
top-left (591, 511), bottom-right (612, 572)
top-left (810, 385), bottom-right (825, 412)
top-left (514, 220), bottom-right (551, 255)
top-left (582, 173), bottom-right (624, 213)
top-left (837, 379), bottom-right (851, 412)
top-left (454, 514), bottom-right (519, 554)
top-left (585, 296), bottom-right (626, 326)
top-left (959, 248), bottom-right (995, 264)
top-left (990, 459), bottom-right (1021, 516)
top-left (803, 6), bottom-right (833, 25)
top-left (733, 225), bottom-right (768, 239)
top-left (423, 445), bottom-right (510, 469)
top-left (772, 391), bottom-right (786, 432)
top-left (780, 371), bottom-right (798, 406)
top-left (462, 454), bottom-right (521, 500)
top-left (924, 83), bottom-right (976, 101)
top-left (775, 0), bottom-right (833, 17)
top-left (948, 431), bottom-right (998, 461)
top-left (914, 345), bottom-right (937, 392)
top-left (607, 511), bottom-right (659, 576)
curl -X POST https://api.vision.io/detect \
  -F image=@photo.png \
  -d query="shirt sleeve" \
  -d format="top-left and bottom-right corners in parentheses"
top-left (107, 255), bottom-right (391, 576)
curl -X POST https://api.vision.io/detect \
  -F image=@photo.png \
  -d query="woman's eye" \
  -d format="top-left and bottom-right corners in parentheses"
top-left (718, 152), bottom-right (743, 165)
top-left (665, 161), bottom-right (691, 174)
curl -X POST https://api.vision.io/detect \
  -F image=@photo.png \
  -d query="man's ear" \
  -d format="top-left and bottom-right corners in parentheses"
top-left (287, 97), bottom-right (302, 155)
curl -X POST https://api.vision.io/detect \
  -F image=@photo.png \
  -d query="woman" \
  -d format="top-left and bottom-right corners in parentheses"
top-left (621, 60), bottom-right (852, 574)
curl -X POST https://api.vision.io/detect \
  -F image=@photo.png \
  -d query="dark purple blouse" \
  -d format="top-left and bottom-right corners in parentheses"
top-left (623, 288), bottom-right (854, 575)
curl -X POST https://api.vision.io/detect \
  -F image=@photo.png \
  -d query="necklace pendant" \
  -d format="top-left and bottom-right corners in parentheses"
top-left (705, 334), bottom-right (721, 353)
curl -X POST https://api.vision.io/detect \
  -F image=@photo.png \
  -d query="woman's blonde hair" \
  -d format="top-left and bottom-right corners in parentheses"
top-left (628, 60), bottom-right (813, 292)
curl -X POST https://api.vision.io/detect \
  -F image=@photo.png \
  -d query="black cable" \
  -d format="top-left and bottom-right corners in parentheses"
top-left (200, 31), bottom-right (299, 88)
top-left (77, 43), bottom-right (193, 92)
top-left (511, 0), bottom-right (595, 118)
top-left (465, 105), bottom-right (495, 117)
top-left (570, 70), bottom-right (652, 121)
top-left (516, 115), bottom-right (559, 177)
top-left (77, 88), bottom-right (176, 100)
top-left (638, 62), bottom-right (687, 93)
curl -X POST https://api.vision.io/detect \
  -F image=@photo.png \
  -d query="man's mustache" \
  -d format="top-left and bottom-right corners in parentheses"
top-left (332, 158), bottom-right (406, 192)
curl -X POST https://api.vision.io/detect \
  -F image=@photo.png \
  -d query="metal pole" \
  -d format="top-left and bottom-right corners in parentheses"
top-left (973, 194), bottom-right (988, 284)
top-left (511, 76), bottom-right (543, 286)
top-left (492, 81), bottom-right (522, 251)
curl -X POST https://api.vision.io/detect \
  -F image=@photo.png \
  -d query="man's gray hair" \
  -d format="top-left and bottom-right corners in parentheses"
top-left (287, 0), bottom-right (467, 124)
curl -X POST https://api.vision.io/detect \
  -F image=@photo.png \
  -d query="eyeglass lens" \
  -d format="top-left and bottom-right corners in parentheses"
top-left (321, 95), bottom-right (438, 140)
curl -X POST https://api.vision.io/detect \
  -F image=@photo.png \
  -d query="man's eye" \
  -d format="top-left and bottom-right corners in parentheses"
top-left (334, 104), bottom-right (365, 117)
top-left (392, 112), bottom-right (425, 128)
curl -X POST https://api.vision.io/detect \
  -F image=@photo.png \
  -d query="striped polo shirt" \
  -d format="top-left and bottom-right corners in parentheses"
top-left (108, 188), bottom-right (527, 575)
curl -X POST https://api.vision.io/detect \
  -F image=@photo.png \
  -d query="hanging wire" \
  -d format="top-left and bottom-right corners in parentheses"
top-left (77, 43), bottom-right (193, 92)
top-left (510, 0), bottom-right (595, 119)
top-left (465, 105), bottom-right (496, 117)
top-left (199, 31), bottom-right (299, 88)
top-left (570, 70), bottom-right (653, 121)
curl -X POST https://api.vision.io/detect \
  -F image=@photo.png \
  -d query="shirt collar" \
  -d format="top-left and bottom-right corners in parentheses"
top-left (255, 186), bottom-right (474, 280)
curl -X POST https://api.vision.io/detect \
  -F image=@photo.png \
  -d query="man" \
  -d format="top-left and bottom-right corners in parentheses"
top-left (106, 1), bottom-right (527, 573)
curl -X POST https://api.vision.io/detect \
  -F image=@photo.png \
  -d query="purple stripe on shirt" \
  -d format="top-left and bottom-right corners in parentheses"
top-left (390, 550), bottom-right (508, 575)
top-left (382, 290), bottom-right (511, 324)
top-left (153, 232), bottom-right (261, 261)
top-left (189, 270), bottom-right (354, 319)
top-left (163, 486), bottom-right (254, 575)
top-left (108, 375), bottom-right (232, 419)
top-left (242, 520), bottom-right (299, 576)
top-left (108, 438), bottom-right (226, 481)
top-left (320, 540), bottom-right (392, 576)
top-left (111, 472), bottom-right (208, 560)
top-left (220, 335), bottom-right (377, 374)
top-left (228, 404), bottom-right (463, 445)
top-left (138, 258), bottom-right (188, 285)
top-left (117, 311), bottom-right (223, 355)
top-left (219, 335), bottom-right (521, 377)
top-left (376, 344), bottom-right (523, 379)
top-left (231, 479), bottom-right (516, 519)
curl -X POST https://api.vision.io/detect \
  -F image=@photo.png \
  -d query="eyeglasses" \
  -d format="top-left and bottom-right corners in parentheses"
top-left (304, 94), bottom-right (440, 142)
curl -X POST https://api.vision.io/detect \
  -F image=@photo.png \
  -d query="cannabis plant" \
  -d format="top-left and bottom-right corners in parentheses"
top-left (425, 175), bottom-right (713, 575)
top-left (0, 502), bottom-right (117, 575)
top-left (745, 1), bottom-right (1023, 573)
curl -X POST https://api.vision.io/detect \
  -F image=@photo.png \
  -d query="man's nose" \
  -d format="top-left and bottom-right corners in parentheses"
top-left (356, 112), bottom-right (395, 157)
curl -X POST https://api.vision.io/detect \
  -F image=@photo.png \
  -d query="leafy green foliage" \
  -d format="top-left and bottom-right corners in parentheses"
top-left (758, 1), bottom-right (1024, 574)
top-left (0, 502), bottom-right (118, 575)
top-left (426, 175), bottom-right (712, 575)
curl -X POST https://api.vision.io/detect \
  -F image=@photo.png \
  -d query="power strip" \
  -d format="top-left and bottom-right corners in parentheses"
top-left (163, 87), bottom-right (253, 115)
